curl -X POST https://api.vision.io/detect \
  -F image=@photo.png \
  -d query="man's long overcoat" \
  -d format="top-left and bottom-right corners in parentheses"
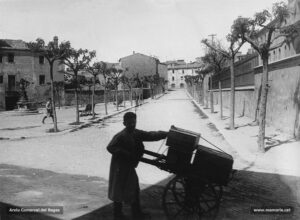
top-left (107, 128), bottom-right (167, 203)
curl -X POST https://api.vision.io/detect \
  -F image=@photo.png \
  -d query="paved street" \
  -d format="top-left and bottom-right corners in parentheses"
top-left (0, 89), bottom-right (299, 220)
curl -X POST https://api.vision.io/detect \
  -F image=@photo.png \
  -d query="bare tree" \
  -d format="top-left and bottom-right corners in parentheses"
top-left (60, 48), bottom-right (96, 124)
top-left (53, 81), bottom-right (64, 109)
top-left (87, 61), bottom-right (111, 118)
top-left (27, 36), bottom-right (69, 132)
top-left (202, 33), bottom-right (245, 127)
top-left (120, 72), bottom-right (141, 107)
top-left (201, 48), bottom-right (227, 114)
top-left (109, 66), bottom-right (123, 111)
top-left (232, 1), bottom-right (299, 151)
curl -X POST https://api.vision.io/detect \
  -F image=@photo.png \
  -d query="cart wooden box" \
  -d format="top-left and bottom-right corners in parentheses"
top-left (166, 126), bottom-right (200, 170)
top-left (166, 125), bottom-right (200, 151)
top-left (192, 145), bottom-right (234, 185)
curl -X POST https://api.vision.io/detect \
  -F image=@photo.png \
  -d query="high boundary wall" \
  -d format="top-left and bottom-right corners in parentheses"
top-left (208, 54), bottom-right (300, 136)
top-left (254, 54), bottom-right (300, 135)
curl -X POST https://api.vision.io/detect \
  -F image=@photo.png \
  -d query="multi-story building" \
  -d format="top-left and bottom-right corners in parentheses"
top-left (119, 52), bottom-right (167, 89)
top-left (255, 0), bottom-right (300, 64)
top-left (165, 60), bottom-right (202, 89)
top-left (0, 39), bottom-right (63, 110)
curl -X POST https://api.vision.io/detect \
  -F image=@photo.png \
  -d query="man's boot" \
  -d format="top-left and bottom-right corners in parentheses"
top-left (113, 202), bottom-right (128, 220)
top-left (131, 201), bottom-right (150, 220)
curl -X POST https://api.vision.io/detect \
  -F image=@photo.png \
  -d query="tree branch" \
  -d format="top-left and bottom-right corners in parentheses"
top-left (269, 39), bottom-right (286, 50)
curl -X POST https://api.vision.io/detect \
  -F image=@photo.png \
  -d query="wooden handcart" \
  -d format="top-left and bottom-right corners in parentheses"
top-left (140, 126), bottom-right (235, 219)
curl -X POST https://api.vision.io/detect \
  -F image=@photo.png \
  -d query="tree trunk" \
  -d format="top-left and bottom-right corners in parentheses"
top-left (200, 82), bottom-right (204, 105)
top-left (92, 77), bottom-right (96, 118)
top-left (75, 73), bottom-right (80, 124)
top-left (88, 86), bottom-right (91, 104)
top-left (151, 86), bottom-right (154, 99)
top-left (130, 88), bottom-right (133, 106)
top-left (115, 86), bottom-right (119, 111)
top-left (229, 59), bottom-right (235, 129)
top-left (210, 76), bottom-right (214, 113)
top-left (219, 80), bottom-right (223, 119)
top-left (257, 58), bottom-right (269, 152)
top-left (104, 88), bottom-right (108, 115)
top-left (294, 80), bottom-right (300, 140)
top-left (123, 88), bottom-right (126, 108)
top-left (254, 84), bottom-right (262, 123)
top-left (50, 63), bottom-right (58, 132)
top-left (58, 87), bottom-right (61, 109)
top-left (294, 103), bottom-right (300, 140)
top-left (198, 84), bottom-right (201, 103)
top-left (193, 84), bottom-right (196, 99)
top-left (205, 84), bottom-right (209, 109)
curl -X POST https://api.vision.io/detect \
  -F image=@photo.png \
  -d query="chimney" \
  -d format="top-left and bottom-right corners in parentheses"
top-left (53, 36), bottom-right (58, 48)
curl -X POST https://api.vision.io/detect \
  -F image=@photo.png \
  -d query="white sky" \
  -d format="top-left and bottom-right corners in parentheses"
top-left (0, 0), bottom-right (278, 63)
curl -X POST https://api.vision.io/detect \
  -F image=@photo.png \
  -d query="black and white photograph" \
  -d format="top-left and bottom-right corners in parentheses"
top-left (0, 0), bottom-right (299, 219)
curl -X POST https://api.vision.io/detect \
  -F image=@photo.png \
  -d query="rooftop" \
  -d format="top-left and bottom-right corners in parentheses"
top-left (0, 39), bottom-right (29, 50)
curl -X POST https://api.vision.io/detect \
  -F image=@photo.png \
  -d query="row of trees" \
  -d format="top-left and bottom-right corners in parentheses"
top-left (188, 1), bottom-right (299, 152)
top-left (28, 37), bottom-right (163, 132)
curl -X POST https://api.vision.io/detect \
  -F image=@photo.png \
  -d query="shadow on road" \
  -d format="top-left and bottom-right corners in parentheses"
top-left (0, 164), bottom-right (299, 220)
top-left (74, 170), bottom-right (300, 220)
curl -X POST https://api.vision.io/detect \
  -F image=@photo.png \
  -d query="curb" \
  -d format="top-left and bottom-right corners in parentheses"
top-left (185, 90), bottom-right (258, 163)
top-left (69, 101), bottom-right (149, 132)
top-left (1, 93), bottom-right (165, 139)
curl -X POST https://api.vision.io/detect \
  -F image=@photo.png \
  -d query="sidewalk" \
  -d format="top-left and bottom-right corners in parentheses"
top-left (0, 99), bottom-right (153, 140)
top-left (186, 91), bottom-right (300, 177)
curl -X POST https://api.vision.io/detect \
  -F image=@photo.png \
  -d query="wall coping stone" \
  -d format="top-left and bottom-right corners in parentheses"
top-left (208, 86), bottom-right (255, 92)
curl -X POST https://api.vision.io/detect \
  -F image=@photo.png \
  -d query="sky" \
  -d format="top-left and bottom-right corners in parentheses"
top-left (0, 0), bottom-right (279, 63)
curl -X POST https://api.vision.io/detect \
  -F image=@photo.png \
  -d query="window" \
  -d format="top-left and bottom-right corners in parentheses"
top-left (39, 75), bottom-right (45, 85)
top-left (8, 53), bottom-right (14, 63)
top-left (182, 70), bottom-right (184, 74)
top-left (172, 76), bottom-right (175, 81)
top-left (172, 69), bottom-right (174, 74)
top-left (0, 75), bottom-right (3, 84)
top-left (39, 56), bottom-right (45, 64)
top-left (181, 76), bottom-right (184, 80)
top-left (0, 55), bottom-right (2, 63)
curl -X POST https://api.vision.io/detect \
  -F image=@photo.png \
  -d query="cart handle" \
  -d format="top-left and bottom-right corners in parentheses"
top-left (143, 149), bottom-right (166, 158)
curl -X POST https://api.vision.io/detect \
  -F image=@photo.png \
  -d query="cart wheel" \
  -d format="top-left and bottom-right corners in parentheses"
top-left (162, 176), bottom-right (223, 219)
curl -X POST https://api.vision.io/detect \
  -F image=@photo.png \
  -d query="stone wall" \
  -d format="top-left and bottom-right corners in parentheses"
top-left (64, 88), bottom-right (144, 106)
top-left (254, 58), bottom-right (300, 135)
top-left (206, 54), bottom-right (300, 136)
top-left (212, 89), bottom-right (256, 119)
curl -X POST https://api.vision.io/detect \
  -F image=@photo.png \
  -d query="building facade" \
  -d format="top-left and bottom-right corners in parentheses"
top-left (119, 52), bottom-right (167, 88)
top-left (0, 39), bottom-right (63, 110)
top-left (165, 60), bottom-right (202, 89)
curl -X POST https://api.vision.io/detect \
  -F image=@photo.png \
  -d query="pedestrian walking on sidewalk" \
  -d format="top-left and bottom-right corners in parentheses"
top-left (42, 98), bottom-right (54, 124)
top-left (107, 112), bottom-right (168, 220)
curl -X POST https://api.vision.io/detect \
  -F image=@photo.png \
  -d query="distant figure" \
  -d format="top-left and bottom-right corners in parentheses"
top-left (42, 98), bottom-right (54, 124)
top-left (107, 112), bottom-right (168, 220)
